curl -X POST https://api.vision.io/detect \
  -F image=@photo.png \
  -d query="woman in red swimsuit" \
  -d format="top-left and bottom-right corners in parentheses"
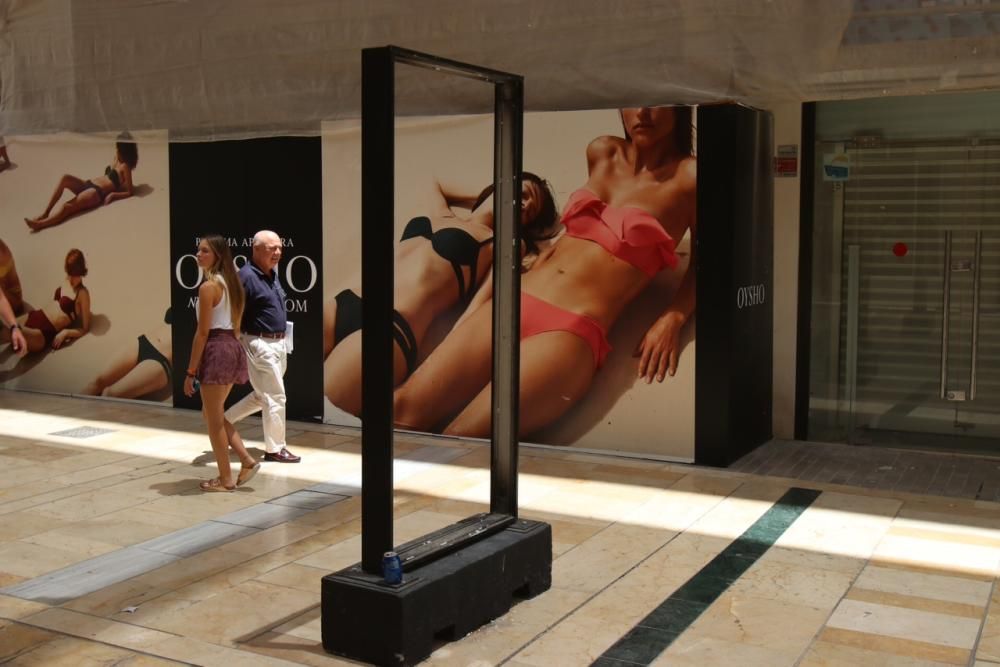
top-left (0, 249), bottom-right (92, 354)
top-left (393, 107), bottom-right (696, 438)
top-left (25, 133), bottom-right (138, 231)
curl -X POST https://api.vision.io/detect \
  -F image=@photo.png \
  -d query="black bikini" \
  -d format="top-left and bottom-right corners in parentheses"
top-left (332, 218), bottom-right (490, 379)
top-left (334, 289), bottom-right (417, 377)
top-left (136, 308), bottom-right (172, 383)
top-left (80, 166), bottom-right (123, 203)
top-left (399, 216), bottom-right (492, 305)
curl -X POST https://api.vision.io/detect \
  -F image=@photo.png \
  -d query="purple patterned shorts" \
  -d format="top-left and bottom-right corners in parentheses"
top-left (198, 329), bottom-right (249, 385)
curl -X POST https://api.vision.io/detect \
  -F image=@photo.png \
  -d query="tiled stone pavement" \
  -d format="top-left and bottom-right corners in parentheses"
top-left (3, 389), bottom-right (1000, 666)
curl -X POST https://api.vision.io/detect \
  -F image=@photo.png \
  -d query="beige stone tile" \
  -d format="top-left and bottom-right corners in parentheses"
top-left (681, 482), bottom-right (792, 540)
top-left (255, 563), bottom-right (330, 593)
top-left (818, 627), bottom-right (970, 665)
top-left (285, 497), bottom-right (362, 531)
top-left (653, 636), bottom-right (801, 666)
top-left (845, 588), bottom-right (984, 619)
top-left (271, 605), bottom-right (322, 642)
top-left (49, 463), bottom-right (140, 487)
top-left (0, 465), bottom-right (54, 490)
top-left (93, 505), bottom-right (198, 534)
top-left (218, 522), bottom-right (323, 557)
top-left (0, 540), bottom-right (103, 578)
top-left (99, 472), bottom-right (203, 499)
top-left (32, 490), bottom-right (153, 522)
top-left (138, 491), bottom-right (262, 523)
top-left (853, 564), bottom-right (992, 606)
top-left (16, 607), bottom-right (178, 654)
top-left (551, 522), bottom-right (673, 593)
top-left (510, 588), bottom-right (660, 666)
top-left (19, 529), bottom-right (120, 560)
top-left (0, 622), bottom-right (57, 660)
top-left (685, 594), bottom-right (831, 655)
top-left (141, 580), bottom-right (318, 645)
top-left (769, 493), bottom-right (897, 568)
top-left (295, 534), bottom-right (361, 572)
top-left (0, 572), bottom-right (26, 587)
top-left (801, 639), bottom-right (961, 666)
top-left (871, 533), bottom-right (1000, 578)
top-left (1, 443), bottom-right (80, 463)
top-left (975, 612), bottom-right (1000, 662)
top-left (242, 630), bottom-right (357, 666)
top-left (5, 635), bottom-right (181, 665)
top-left (0, 479), bottom-right (75, 508)
top-left (827, 598), bottom-right (981, 650)
top-left (529, 483), bottom-right (654, 524)
top-left (620, 482), bottom-right (736, 533)
top-left (31, 517), bottom-right (175, 550)
top-left (728, 560), bottom-right (855, 610)
top-left (0, 511), bottom-right (69, 542)
top-left (0, 595), bottom-right (49, 621)
top-left (426, 587), bottom-right (591, 666)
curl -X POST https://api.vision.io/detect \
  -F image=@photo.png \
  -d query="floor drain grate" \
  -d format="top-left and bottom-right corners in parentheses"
top-left (49, 426), bottom-right (116, 439)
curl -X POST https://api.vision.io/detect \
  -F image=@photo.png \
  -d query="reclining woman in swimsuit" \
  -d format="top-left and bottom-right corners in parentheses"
top-left (323, 172), bottom-right (559, 417)
top-left (393, 106), bottom-right (697, 437)
top-left (0, 248), bottom-right (92, 354)
top-left (82, 308), bottom-right (172, 399)
top-left (25, 133), bottom-right (138, 231)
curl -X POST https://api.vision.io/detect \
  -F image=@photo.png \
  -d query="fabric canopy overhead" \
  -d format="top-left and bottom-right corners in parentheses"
top-left (2, 0), bottom-right (1000, 140)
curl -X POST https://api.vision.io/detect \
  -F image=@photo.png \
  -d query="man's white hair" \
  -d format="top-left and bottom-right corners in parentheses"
top-left (253, 230), bottom-right (279, 246)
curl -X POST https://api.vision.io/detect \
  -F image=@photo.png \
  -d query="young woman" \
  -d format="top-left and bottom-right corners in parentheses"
top-left (182, 235), bottom-right (259, 492)
top-left (393, 106), bottom-right (697, 438)
top-left (0, 248), bottom-right (92, 354)
top-left (25, 133), bottom-right (138, 231)
top-left (323, 172), bottom-right (558, 417)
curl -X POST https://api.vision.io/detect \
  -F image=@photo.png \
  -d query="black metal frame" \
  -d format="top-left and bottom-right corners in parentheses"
top-left (794, 102), bottom-right (816, 440)
top-left (361, 46), bottom-right (524, 574)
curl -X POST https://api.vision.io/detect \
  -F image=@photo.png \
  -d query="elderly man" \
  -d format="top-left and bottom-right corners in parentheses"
top-left (1, 285), bottom-right (28, 357)
top-left (223, 230), bottom-right (301, 463)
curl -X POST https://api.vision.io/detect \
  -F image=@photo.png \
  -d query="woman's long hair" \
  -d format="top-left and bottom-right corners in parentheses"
top-left (201, 234), bottom-right (245, 330)
top-left (471, 172), bottom-right (560, 255)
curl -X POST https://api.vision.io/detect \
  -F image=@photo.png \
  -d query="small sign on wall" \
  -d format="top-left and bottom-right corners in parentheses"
top-left (774, 144), bottom-right (798, 177)
top-left (823, 152), bottom-right (850, 181)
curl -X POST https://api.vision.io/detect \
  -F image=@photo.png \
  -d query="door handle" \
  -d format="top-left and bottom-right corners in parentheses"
top-left (940, 231), bottom-right (952, 399)
top-left (970, 231), bottom-right (982, 400)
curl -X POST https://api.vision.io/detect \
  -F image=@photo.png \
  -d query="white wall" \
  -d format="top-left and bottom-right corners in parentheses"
top-left (771, 103), bottom-right (803, 439)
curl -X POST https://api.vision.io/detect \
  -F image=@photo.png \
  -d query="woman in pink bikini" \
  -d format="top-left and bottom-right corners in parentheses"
top-left (393, 106), bottom-right (696, 438)
top-left (0, 249), bottom-right (92, 354)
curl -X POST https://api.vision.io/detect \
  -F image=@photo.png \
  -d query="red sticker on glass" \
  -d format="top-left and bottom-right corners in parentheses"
top-left (892, 242), bottom-right (908, 257)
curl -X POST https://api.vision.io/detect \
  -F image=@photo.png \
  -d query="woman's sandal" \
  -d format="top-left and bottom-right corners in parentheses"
top-left (237, 461), bottom-right (261, 487)
top-left (200, 477), bottom-right (236, 493)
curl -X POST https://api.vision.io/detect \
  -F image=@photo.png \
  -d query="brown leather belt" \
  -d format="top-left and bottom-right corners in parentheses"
top-left (244, 330), bottom-right (285, 340)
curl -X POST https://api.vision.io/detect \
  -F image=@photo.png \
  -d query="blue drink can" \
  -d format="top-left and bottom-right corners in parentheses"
top-left (382, 551), bottom-right (402, 585)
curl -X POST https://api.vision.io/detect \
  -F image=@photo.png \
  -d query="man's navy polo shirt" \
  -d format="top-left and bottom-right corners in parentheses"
top-left (239, 262), bottom-right (287, 334)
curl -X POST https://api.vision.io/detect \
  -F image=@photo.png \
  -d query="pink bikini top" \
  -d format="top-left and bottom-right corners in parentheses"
top-left (561, 189), bottom-right (678, 277)
top-left (54, 286), bottom-right (76, 316)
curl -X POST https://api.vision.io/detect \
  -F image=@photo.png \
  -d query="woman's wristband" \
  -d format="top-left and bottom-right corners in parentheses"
top-left (8, 323), bottom-right (18, 333)
top-left (186, 368), bottom-right (197, 378)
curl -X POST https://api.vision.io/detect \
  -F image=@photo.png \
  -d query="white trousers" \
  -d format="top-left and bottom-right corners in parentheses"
top-left (224, 335), bottom-right (288, 454)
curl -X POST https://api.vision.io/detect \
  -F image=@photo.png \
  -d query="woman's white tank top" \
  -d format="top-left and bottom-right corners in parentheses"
top-left (200, 276), bottom-right (235, 330)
